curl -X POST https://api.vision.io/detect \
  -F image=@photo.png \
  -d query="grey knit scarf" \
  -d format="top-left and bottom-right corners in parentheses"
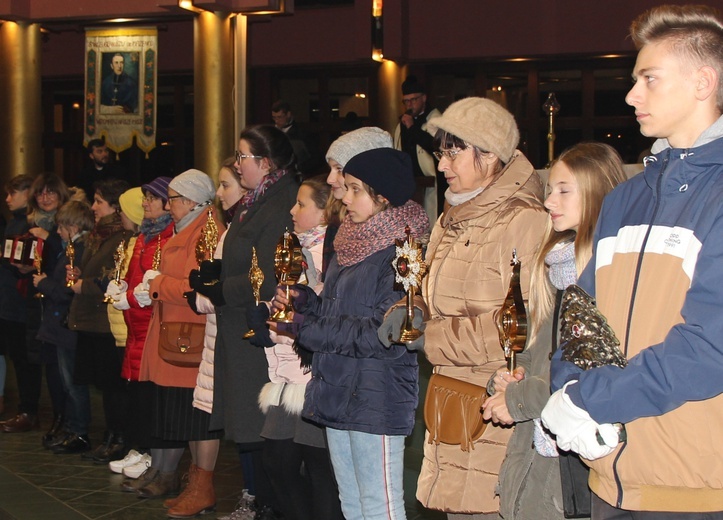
top-left (546, 241), bottom-right (576, 290)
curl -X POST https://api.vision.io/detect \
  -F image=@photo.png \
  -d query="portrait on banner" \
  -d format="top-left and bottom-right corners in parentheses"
top-left (100, 51), bottom-right (140, 115)
top-left (84, 28), bottom-right (157, 156)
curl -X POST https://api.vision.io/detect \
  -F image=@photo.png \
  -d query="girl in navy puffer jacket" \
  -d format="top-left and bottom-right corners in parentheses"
top-left (273, 148), bottom-right (430, 520)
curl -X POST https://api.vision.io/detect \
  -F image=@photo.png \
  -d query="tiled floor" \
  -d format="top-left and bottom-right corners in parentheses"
top-left (0, 360), bottom-right (446, 520)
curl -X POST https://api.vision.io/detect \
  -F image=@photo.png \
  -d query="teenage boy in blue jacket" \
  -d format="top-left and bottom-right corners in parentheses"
top-left (542, 5), bottom-right (723, 518)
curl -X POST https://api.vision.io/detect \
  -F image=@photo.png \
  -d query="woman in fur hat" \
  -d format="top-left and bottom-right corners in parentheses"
top-left (380, 97), bottom-right (548, 519)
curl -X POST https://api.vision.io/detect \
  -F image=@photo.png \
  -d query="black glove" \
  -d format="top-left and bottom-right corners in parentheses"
top-left (199, 259), bottom-right (222, 283)
top-left (245, 303), bottom-right (274, 348)
top-left (189, 269), bottom-right (203, 292)
top-left (194, 280), bottom-right (225, 307)
top-left (248, 327), bottom-right (274, 348)
top-left (246, 302), bottom-right (270, 328)
top-left (184, 291), bottom-right (200, 315)
top-left (377, 305), bottom-right (425, 351)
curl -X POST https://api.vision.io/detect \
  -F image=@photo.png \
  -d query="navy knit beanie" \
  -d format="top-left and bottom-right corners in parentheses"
top-left (343, 148), bottom-right (414, 207)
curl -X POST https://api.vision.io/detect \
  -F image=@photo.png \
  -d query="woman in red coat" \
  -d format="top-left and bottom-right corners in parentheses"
top-left (104, 176), bottom-right (174, 479)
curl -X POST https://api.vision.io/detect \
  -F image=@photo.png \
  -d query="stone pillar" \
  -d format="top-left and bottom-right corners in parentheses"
top-left (0, 21), bottom-right (42, 186)
top-left (194, 11), bottom-right (235, 184)
top-left (233, 14), bottom-right (248, 141)
top-left (377, 61), bottom-right (405, 136)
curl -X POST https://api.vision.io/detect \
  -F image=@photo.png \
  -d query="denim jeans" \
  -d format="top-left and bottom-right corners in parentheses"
top-left (56, 344), bottom-right (90, 435)
top-left (326, 428), bottom-right (406, 520)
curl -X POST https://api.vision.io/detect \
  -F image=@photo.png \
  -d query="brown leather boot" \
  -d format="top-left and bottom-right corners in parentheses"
top-left (121, 466), bottom-right (158, 493)
top-left (163, 463), bottom-right (197, 509)
top-left (137, 470), bottom-right (180, 499)
top-left (167, 466), bottom-right (215, 518)
top-left (2, 413), bottom-right (39, 433)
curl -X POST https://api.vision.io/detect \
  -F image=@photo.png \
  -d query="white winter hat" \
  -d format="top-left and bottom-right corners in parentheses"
top-left (169, 169), bottom-right (215, 204)
top-left (326, 126), bottom-right (393, 168)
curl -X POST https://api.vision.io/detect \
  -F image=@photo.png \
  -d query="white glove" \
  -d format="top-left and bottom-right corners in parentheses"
top-left (104, 280), bottom-right (128, 300)
top-left (133, 283), bottom-right (152, 308)
top-left (111, 292), bottom-right (131, 311)
top-left (141, 269), bottom-right (161, 290)
top-left (541, 381), bottom-right (618, 460)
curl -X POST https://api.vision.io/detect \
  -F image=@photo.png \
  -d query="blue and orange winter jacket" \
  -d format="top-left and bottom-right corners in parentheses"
top-left (553, 116), bottom-right (723, 512)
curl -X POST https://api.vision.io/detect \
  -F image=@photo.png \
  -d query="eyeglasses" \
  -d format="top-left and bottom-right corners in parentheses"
top-left (142, 194), bottom-right (159, 202)
top-left (402, 95), bottom-right (423, 105)
top-left (433, 149), bottom-right (464, 161)
top-left (167, 195), bottom-right (185, 202)
top-left (235, 151), bottom-right (262, 162)
top-left (35, 190), bottom-right (58, 199)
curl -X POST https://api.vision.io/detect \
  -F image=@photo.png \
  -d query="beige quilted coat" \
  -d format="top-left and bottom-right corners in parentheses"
top-left (417, 151), bottom-right (547, 514)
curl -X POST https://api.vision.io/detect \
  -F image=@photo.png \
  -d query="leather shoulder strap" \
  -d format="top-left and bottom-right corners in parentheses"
top-left (551, 289), bottom-right (563, 355)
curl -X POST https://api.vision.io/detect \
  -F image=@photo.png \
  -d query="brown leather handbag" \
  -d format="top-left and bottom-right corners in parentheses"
top-left (157, 301), bottom-right (205, 368)
top-left (424, 372), bottom-right (488, 452)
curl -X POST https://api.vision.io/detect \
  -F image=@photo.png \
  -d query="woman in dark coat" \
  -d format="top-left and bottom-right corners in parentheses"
top-left (192, 125), bottom-right (298, 518)
top-left (2, 173), bottom-right (69, 436)
top-left (0, 174), bottom-right (37, 429)
top-left (67, 178), bottom-right (132, 462)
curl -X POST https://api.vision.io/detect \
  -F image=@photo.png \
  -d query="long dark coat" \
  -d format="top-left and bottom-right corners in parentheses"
top-left (210, 172), bottom-right (298, 443)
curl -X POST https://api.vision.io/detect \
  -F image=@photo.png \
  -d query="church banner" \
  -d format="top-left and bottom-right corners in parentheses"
top-left (83, 27), bottom-right (158, 155)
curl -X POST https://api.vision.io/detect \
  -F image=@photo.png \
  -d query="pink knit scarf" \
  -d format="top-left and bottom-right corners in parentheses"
top-left (334, 201), bottom-right (430, 267)
top-left (237, 168), bottom-right (289, 223)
